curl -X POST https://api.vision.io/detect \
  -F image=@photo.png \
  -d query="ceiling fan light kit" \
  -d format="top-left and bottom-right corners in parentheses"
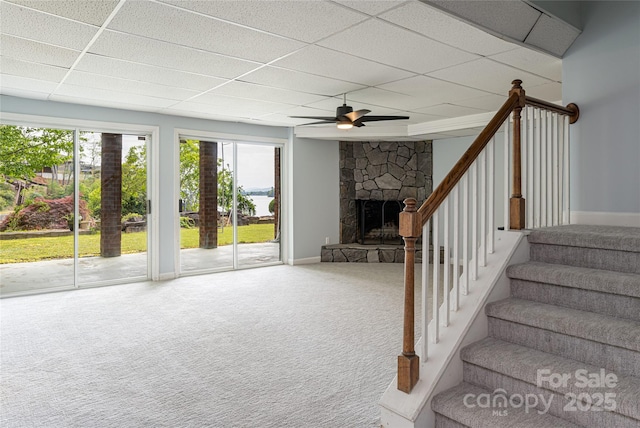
top-left (290, 94), bottom-right (409, 130)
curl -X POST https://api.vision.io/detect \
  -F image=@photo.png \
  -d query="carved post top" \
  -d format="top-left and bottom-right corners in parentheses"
top-left (400, 198), bottom-right (421, 238)
top-left (403, 198), bottom-right (417, 212)
top-left (509, 79), bottom-right (526, 108)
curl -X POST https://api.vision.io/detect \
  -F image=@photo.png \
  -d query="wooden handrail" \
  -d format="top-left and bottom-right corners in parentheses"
top-left (396, 79), bottom-right (579, 394)
top-left (417, 90), bottom-right (520, 225)
top-left (525, 96), bottom-right (580, 124)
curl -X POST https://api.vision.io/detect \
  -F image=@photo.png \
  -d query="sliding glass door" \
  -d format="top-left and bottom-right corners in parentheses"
top-left (178, 137), bottom-right (281, 274)
top-left (0, 124), bottom-right (152, 296)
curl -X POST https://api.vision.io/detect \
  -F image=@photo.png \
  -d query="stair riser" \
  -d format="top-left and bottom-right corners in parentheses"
top-left (435, 415), bottom-right (468, 428)
top-left (530, 244), bottom-right (640, 274)
top-left (463, 363), bottom-right (638, 428)
top-left (488, 318), bottom-right (640, 378)
top-left (510, 279), bottom-right (640, 322)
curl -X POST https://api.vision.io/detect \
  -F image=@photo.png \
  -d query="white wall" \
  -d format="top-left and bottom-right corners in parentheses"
top-left (289, 136), bottom-right (340, 263)
top-left (562, 1), bottom-right (640, 223)
top-left (0, 95), bottom-right (289, 276)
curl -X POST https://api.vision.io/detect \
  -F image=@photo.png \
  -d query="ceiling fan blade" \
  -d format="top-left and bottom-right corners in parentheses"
top-left (357, 115), bottom-right (410, 122)
top-left (297, 120), bottom-right (338, 126)
top-left (289, 116), bottom-right (337, 121)
top-left (344, 109), bottom-right (371, 122)
top-left (353, 121), bottom-right (366, 128)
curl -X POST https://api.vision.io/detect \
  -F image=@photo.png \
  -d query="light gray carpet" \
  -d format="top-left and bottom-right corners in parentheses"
top-left (0, 263), bottom-right (422, 428)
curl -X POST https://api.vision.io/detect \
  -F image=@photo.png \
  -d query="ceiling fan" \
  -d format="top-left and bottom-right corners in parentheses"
top-left (290, 94), bottom-right (409, 129)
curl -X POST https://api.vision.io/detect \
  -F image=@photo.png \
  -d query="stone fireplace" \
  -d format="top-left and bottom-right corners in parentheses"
top-left (322, 140), bottom-right (432, 263)
top-left (339, 140), bottom-right (432, 244)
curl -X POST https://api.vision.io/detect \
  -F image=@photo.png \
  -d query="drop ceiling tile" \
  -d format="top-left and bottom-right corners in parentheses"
top-left (54, 84), bottom-right (178, 109)
top-left (240, 66), bottom-right (365, 96)
top-left (427, 58), bottom-right (551, 95)
top-left (489, 47), bottom-right (562, 82)
top-left (75, 54), bottom-right (228, 92)
top-left (107, 1), bottom-right (305, 63)
top-left (187, 92), bottom-right (294, 115)
top-left (0, 86), bottom-right (51, 100)
top-left (525, 82), bottom-right (562, 102)
top-left (455, 93), bottom-right (508, 111)
top-left (64, 70), bottom-right (201, 101)
top-left (0, 57), bottom-right (68, 82)
top-left (50, 93), bottom-right (166, 113)
top-left (1, 35), bottom-right (81, 68)
top-left (414, 103), bottom-right (489, 117)
top-left (89, 31), bottom-right (259, 79)
top-left (525, 14), bottom-right (581, 58)
top-left (377, 75), bottom-right (491, 105)
top-left (318, 19), bottom-right (479, 73)
top-left (0, 2), bottom-right (99, 50)
top-left (271, 45), bottom-right (414, 86)
top-left (380, 2), bottom-right (517, 56)
top-left (398, 110), bottom-right (447, 124)
top-left (0, 74), bottom-right (59, 95)
top-left (5, 0), bottom-right (120, 26)
top-left (276, 104), bottom-right (337, 118)
top-left (160, 108), bottom-right (232, 122)
top-left (425, 0), bottom-right (541, 42)
top-left (210, 81), bottom-right (326, 106)
top-left (159, 0), bottom-right (367, 43)
top-left (258, 112), bottom-right (318, 126)
top-left (340, 87), bottom-right (437, 110)
top-left (169, 100), bottom-right (284, 120)
top-left (333, 1), bottom-right (405, 16)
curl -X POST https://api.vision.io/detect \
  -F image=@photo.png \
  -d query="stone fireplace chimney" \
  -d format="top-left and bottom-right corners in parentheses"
top-left (339, 141), bottom-right (432, 244)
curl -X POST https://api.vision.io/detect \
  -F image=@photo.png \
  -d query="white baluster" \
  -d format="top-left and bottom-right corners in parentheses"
top-left (541, 110), bottom-right (547, 227)
top-left (488, 137), bottom-right (495, 254)
top-left (421, 221), bottom-right (429, 360)
top-left (521, 105), bottom-right (528, 227)
top-left (432, 210), bottom-right (440, 344)
top-left (527, 106), bottom-right (534, 228)
top-left (535, 108), bottom-right (541, 228)
top-left (479, 150), bottom-right (486, 267)
top-left (472, 162), bottom-right (478, 280)
top-left (442, 197), bottom-right (450, 327)
top-left (504, 121), bottom-right (510, 231)
top-left (563, 115), bottom-right (570, 224)
top-left (462, 173), bottom-right (469, 295)
top-left (452, 186), bottom-right (460, 310)
top-left (547, 111), bottom-right (553, 226)
top-left (552, 113), bottom-right (559, 226)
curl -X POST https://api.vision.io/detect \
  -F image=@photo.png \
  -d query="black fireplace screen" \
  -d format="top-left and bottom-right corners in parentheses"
top-left (356, 200), bottom-right (404, 244)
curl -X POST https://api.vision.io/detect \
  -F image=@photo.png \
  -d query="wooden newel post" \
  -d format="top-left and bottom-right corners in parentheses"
top-left (397, 198), bottom-right (421, 393)
top-left (509, 80), bottom-right (526, 230)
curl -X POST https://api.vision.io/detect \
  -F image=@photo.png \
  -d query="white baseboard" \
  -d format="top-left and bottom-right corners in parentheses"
top-left (290, 256), bottom-right (321, 265)
top-left (158, 272), bottom-right (177, 281)
top-left (570, 211), bottom-right (640, 227)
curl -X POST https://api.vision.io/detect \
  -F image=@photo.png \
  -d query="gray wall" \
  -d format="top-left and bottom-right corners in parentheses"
top-left (0, 95), bottom-right (289, 275)
top-left (290, 136), bottom-right (340, 261)
top-left (433, 133), bottom-right (506, 230)
top-left (562, 1), bottom-right (640, 216)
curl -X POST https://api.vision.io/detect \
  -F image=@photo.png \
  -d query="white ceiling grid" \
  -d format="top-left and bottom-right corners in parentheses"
top-left (0, 0), bottom-right (563, 140)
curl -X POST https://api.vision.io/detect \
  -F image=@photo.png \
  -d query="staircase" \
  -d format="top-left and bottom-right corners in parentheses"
top-left (432, 224), bottom-right (640, 427)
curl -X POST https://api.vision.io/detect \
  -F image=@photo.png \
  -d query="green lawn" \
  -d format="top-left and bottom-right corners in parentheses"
top-left (0, 224), bottom-right (276, 264)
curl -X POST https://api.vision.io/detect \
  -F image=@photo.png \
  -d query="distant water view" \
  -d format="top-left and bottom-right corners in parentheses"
top-left (250, 195), bottom-right (274, 217)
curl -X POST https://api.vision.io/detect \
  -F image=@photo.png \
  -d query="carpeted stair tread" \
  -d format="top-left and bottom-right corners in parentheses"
top-left (506, 261), bottom-right (640, 298)
top-left (432, 382), bottom-right (581, 428)
top-left (528, 225), bottom-right (640, 252)
top-left (461, 338), bottom-right (640, 421)
top-left (485, 298), bottom-right (640, 352)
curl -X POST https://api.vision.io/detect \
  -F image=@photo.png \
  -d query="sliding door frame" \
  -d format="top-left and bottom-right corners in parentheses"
top-left (174, 128), bottom-right (287, 276)
top-left (0, 113), bottom-right (160, 293)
